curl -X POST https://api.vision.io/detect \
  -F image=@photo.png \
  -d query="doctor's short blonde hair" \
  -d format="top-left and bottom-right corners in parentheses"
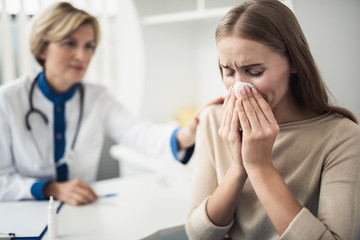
top-left (29, 2), bottom-right (100, 67)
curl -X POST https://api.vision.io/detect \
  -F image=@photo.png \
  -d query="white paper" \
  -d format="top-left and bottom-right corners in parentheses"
top-left (0, 200), bottom-right (60, 237)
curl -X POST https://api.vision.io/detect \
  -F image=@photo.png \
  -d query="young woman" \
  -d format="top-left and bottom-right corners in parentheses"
top-left (0, 2), bottom-right (221, 206)
top-left (185, 0), bottom-right (360, 239)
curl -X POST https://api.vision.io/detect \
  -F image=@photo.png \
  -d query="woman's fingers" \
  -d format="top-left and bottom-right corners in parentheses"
top-left (222, 86), bottom-right (232, 112)
top-left (73, 179), bottom-right (98, 202)
top-left (226, 93), bottom-right (237, 131)
top-left (68, 192), bottom-right (88, 206)
top-left (235, 85), bottom-right (279, 171)
top-left (218, 86), bottom-right (244, 167)
top-left (238, 86), bottom-right (261, 130)
top-left (245, 86), bottom-right (269, 127)
top-left (219, 87), bottom-right (234, 136)
top-left (74, 182), bottom-right (98, 202)
top-left (53, 179), bottom-right (98, 206)
top-left (251, 87), bottom-right (277, 125)
top-left (219, 86), bottom-right (243, 148)
top-left (229, 99), bottom-right (240, 140)
top-left (238, 86), bottom-right (276, 130)
top-left (236, 98), bottom-right (250, 132)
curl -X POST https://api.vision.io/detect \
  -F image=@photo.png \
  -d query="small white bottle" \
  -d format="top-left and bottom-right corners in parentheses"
top-left (47, 196), bottom-right (59, 239)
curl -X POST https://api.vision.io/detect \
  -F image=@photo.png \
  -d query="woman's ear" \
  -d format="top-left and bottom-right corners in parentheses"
top-left (39, 44), bottom-right (49, 61)
top-left (290, 65), bottom-right (297, 74)
top-left (39, 51), bottom-right (46, 61)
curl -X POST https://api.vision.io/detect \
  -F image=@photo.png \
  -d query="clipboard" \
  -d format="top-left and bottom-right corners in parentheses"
top-left (0, 200), bottom-right (63, 240)
top-left (142, 225), bottom-right (187, 240)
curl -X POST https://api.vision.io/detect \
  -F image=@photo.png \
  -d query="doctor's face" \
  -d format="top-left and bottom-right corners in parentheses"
top-left (41, 23), bottom-right (96, 92)
top-left (217, 35), bottom-right (294, 114)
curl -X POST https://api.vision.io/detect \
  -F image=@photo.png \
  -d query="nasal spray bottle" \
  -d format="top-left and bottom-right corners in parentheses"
top-left (47, 196), bottom-right (59, 239)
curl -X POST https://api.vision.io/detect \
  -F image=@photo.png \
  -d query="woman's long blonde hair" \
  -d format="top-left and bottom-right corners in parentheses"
top-left (30, 2), bottom-right (100, 67)
top-left (216, 0), bottom-right (357, 123)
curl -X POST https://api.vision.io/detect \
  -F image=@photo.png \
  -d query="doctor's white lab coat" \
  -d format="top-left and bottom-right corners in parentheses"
top-left (0, 75), bottom-right (176, 200)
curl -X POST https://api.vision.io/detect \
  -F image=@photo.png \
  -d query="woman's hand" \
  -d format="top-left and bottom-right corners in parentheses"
top-left (177, 97), bottom-right (224, 149)
top-left (206, 87), bottom-right (247, 226)
top-left (43, 179), bottom-right (98, 206)
top-left (218, 86), bottom-right (245, 172)
top-left (236, 85), bottom-right (302, 235)
top-left (236, 85), bottom-right (279, 172)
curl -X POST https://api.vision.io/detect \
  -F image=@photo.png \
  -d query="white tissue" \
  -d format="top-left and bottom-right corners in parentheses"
top-left (233, 82), bottom-right (254, 99)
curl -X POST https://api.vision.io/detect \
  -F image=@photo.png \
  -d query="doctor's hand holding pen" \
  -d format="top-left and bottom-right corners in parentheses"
top-left (43, 179), bottom-right (98, 206)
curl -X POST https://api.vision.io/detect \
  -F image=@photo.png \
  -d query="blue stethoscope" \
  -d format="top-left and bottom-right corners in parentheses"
top-left (25, 75), bottom-right (84, 170)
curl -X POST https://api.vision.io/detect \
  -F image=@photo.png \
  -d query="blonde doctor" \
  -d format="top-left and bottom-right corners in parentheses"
top-left (0, 2), bottom-right (221, 206)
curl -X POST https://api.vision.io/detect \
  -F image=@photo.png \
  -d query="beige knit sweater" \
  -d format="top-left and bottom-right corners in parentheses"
top-left (185, 105), bottom-right (360, 240)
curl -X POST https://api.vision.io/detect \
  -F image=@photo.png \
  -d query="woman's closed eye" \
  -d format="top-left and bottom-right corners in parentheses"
top-left (224, 70), bottom-right (235, 78)
top-left (246, 69), bottom-right (264, 78)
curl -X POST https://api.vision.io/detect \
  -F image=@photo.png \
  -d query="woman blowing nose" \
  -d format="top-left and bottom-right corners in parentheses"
top-left (185, 0), bottom-right (360, 239)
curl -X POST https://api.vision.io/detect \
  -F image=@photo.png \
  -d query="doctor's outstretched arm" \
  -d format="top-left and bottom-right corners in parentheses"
top-left (103, 94), bottom-right (224, 165)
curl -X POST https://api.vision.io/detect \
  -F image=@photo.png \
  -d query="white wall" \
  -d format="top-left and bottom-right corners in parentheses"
top-left (140, 22), bottom-right (198, 122)
top-left (140, 18), bottom-right (227, 122)
top-left (195, 19), bottom-right (227, 110)
top-left (137, 0), bottom-right (360, 123)
top-left (293, 0), bottom-right (360, 120)
top-left (2, 0), bottom-right (358, 122)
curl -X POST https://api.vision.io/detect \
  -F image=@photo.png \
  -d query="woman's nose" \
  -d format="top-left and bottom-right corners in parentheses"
top-left (235, 73), bottom-right (246, 83)
top-left (235, 71), bottom-right (252, 84)
top-left (74, 48), bottom-right (87, 61)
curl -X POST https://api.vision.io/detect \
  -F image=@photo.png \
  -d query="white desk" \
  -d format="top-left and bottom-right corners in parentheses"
top-left (43, 173), bottom-right (191, 240)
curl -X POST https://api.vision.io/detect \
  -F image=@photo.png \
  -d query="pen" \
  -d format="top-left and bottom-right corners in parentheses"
top-left (99, 193), bottom-right (118, 198)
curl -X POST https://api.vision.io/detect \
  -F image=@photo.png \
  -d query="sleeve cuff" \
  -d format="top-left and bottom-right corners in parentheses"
top-left (280, 208), bottom-right (326, 240)
top-left (170, 127), bottom-right (194, 165)
top-left (30, 180), bottom-right (49, 200)
top-left (186, 197), bottom-right (233, 239)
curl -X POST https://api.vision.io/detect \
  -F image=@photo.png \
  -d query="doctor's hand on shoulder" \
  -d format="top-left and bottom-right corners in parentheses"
top-left (176, 97), bottom-right (224, 150)
top-left (43, 179), bottom-right (98, 206)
